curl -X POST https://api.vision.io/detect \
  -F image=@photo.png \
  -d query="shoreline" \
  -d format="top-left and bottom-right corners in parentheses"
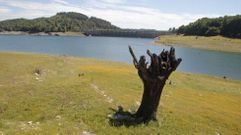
top-left (0, 31), bottom-right (85, 37)
top-left (155, 35), bottom-right (241, 53)
top-left (0, 51), bottom-right (240, 82)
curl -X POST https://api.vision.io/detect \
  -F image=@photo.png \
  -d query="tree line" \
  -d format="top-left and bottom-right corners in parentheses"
top-left (0, 12), bottom-right (119, 33)
top-left (177, 15), bottom-right (241, 38)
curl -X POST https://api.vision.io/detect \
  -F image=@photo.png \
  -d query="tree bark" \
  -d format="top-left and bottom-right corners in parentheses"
top-left (129, 46), bottom-right (182, 121)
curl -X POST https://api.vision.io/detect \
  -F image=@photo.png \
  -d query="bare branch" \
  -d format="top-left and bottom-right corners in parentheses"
top-left (147, 49), bottom-right (153, 58)
top-left (128, 45), bottom-right (138, 68)
top-left (172, 58), bottom-right (182, 71)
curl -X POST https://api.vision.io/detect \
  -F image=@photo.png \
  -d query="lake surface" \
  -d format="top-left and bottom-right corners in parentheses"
top-left (0, 35), bottom-right (241, 80)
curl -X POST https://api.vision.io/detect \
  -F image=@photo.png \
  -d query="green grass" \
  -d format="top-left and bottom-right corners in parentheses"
top-left (156, 35), bottom-right (241, 53)
top-left (0, 52), bottom-right (240, 134)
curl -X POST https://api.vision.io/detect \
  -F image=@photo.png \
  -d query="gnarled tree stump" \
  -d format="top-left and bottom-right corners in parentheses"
top-left (129, 46), bottom-right (182, 122)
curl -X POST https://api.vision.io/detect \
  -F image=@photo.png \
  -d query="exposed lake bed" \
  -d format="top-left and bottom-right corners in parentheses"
top-left (0, 52), bottom-right (240, 134)
top-left (156, 35), bottom-right (241, 53)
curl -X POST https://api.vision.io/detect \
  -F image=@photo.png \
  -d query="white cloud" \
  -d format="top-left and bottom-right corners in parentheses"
top-left (0, 0), bottom-right (221, 30)
top-left (0, 0), bottom-right (86, 19)
top-left (53, 0), bottom-right (69, 5)
top-left (0, 6), bottom-right (10, 13)
top-left (0, 0), bottom-right (81, 12)
top-left (99, 0), bottom-right (126, 4)
top-left (80, 1), bottom-right (220, 30)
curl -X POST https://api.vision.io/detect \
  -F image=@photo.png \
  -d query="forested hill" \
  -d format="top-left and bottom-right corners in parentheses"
top-left (177, 15), bottom-right (241, 38)
top-left (0, 12), bottom-right (119, 33)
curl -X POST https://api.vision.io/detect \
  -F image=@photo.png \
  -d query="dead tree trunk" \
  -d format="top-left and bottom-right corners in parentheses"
top-left (129, 46), bottom-right (182, 122)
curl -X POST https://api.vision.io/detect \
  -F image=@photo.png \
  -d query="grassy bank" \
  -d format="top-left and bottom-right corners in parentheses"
top-left (156, 35), bottom-right (241, 53)
top-left (0, 52), bottom-right (240, 134)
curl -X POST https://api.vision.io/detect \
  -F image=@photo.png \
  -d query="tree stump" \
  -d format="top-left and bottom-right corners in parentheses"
top-left (129, 46), bottom-right (182, 122)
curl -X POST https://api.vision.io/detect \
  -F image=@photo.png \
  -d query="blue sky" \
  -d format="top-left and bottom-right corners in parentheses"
top-left (0, 0), bottom-right (240, 30)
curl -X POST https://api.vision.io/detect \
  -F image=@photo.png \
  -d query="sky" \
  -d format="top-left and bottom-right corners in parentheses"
top-left (0, 0), bottom-right (240, 30)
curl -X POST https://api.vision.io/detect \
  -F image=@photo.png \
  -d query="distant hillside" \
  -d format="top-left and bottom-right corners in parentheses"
top-left (0, 12), bottom-right (119, 33)
top-left (0, 12), bottom-right (172, 38)
top-left (177, 15), bottom-right (241, 38)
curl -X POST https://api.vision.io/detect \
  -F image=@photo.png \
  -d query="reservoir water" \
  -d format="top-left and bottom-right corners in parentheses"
top-left (0, 35), bottom-right (240, 80)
